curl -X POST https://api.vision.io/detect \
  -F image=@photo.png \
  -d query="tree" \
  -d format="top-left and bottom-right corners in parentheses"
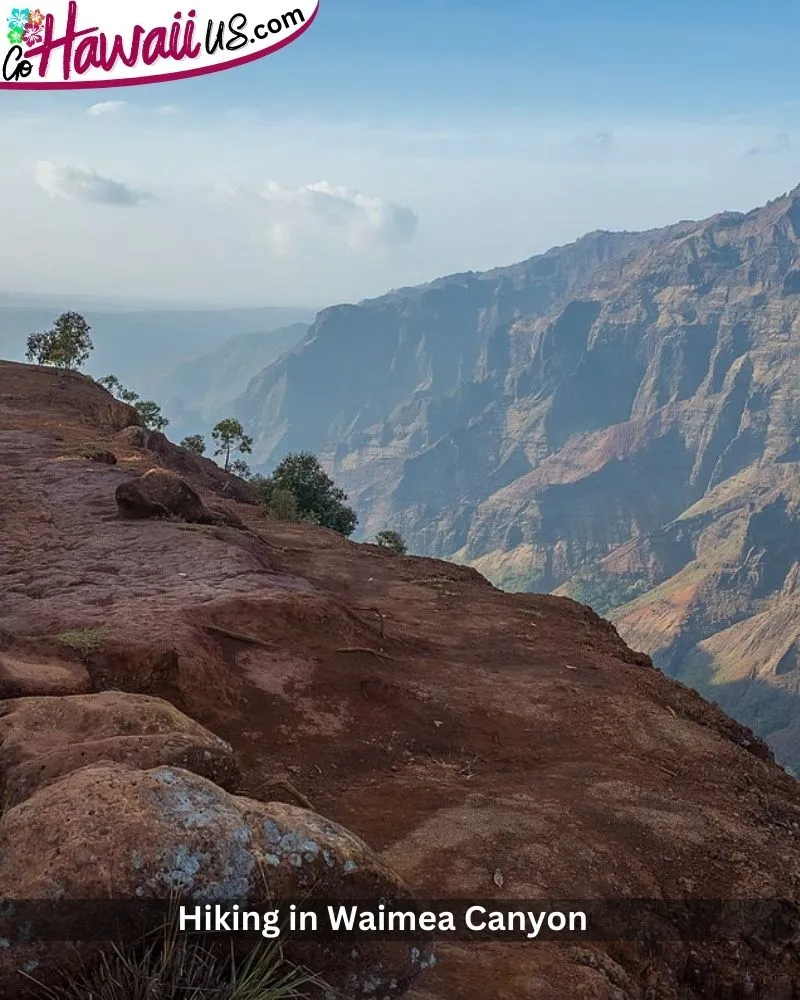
top-left (260, 452), bottom-right (358, 537)
top-left (180, 434), bottom-right (206, 456)
top-left (98, 374), bottom-right (140, 404)
top-left (134, 400), bottom-right (169, 432)
top-left (97, 375), bottom-right (168, 432)
top-left (97, 374), bottom-right (122, 394)
top-left (26, 312), bottom-right (94, 370)
top-left (212, 418), bottom-right (253, 473)
top-left (375, 530), bottom-right (407, 555)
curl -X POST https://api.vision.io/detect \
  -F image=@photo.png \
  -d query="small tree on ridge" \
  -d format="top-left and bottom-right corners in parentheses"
top-left (26, 312), bottom-right (94, 370)
top-left (180, 434), bottom-right (207, 456)
top-left (212, 418), bottom-right (253, 473)
top-left (375, 530), bottom-right (407, 555)
top-left (134, 400), bottom-right (169, 433)
top-left (97, 374), bottom-right (168, 432)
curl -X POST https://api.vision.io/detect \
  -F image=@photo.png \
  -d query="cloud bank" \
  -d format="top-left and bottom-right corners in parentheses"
top-left (258, 181), bottom-right (418, 252)
top-left (35, 162), bottom-right (152, 207)
top-left (6, 101), bottom-right (800, 307)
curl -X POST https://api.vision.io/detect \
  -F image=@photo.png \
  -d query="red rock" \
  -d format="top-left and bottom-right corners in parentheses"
top-left (0, 764), bottom-right (433, 997)
top-left (0, 691), bottom-right (239, 806)
top-left (2, 358), bottom-right (800, 998)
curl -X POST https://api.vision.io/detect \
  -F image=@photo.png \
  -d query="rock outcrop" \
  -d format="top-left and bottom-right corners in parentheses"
top-left (234, 185), bottom-right (800, 769)
top-left (0, 691), bottom-right (239, 806)
top-left (3, 358), bottom-right (800, 997)
top-left (116, 468), bottom-right (212, 522)
top-left (0, 764), bottom-right (430, 998)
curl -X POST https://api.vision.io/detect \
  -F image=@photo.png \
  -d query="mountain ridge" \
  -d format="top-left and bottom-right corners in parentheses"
top-left (235, 185), bottom-right (800, 769)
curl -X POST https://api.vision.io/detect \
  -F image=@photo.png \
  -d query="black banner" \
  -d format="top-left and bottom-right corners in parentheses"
top-left (0, 898), bottom-right (798, 944)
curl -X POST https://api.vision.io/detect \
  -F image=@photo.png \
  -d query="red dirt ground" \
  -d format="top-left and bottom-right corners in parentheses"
top-left (3, 360), bottom-right (800, 999)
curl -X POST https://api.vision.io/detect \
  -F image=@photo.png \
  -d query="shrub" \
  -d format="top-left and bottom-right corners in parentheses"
top-left (256, 453), bottom-right (357, 537)
top-left (375, 530), bottom-right (407, 555)
top-left (262, 485), bottom-right (301, 522)
top-left (229, 458), bottom-right (252, 480)
top-left (56, 627), bottom-right (108, 655)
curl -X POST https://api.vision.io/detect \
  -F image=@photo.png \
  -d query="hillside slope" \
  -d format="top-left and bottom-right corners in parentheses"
top-left (4, 360), bottom-right (800, 996)
top-left (235, 187), bottom-right (800, 768)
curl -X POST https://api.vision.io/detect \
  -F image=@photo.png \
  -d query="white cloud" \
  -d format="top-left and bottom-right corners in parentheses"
top-left (258, 180), bottom-right (418, 250)
top-left (4, 105), bottom-right (800, 307)
top-left (34, 161), bottom-right (152, 207)
top-left (155, 105), bottom-right (180, 117)
top-left (87, 100), bottom-right (128, 116)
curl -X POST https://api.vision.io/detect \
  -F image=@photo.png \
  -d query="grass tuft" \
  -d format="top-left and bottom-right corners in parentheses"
top-left (56, 626), bottom-right (109, 655)
top-left (25, 909), bottom-right (325, 1000)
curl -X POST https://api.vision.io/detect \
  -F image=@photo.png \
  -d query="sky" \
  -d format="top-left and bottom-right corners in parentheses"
top-left (4, 0), bottom-right (800, 307)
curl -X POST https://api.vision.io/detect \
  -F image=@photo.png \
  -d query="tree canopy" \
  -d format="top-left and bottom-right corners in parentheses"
top-left (180, 435), bottom-right (207, 456)
top-left (212, 418), bottom-right (253, 473)
top-left (26, 312), bottom-right (94, 370)
top-left (256, 452), bottom-right (358, 537)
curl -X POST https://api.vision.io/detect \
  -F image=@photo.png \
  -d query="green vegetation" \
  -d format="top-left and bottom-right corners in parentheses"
top-left (180, 434), bottom-right (207, 456)
top-left (26, 914), bottom-right (322, 1000)
top-left (212, 418), bottom-right (253, 473)
top-left (256, 484), bottom-right (301, 522)
top-left (568, 571), bottom-right (649, 615)
top-left (96, 374), bottom-right (137, 403)
top-left (375, 530), bottom-right (407, 555)
top-left (56, 626), bottom-right (108, 655)
top-left (97, 375), bottom-right (169, 432)
top-left (253, 452), bottom-right (358, 537)
top-left (26, 312), bottom-right (94, 370)
top-left (228, 457), bottom-right (252, 479)
top-left (134, 399), bottom-right (169, 432)
top-left (495, 568), bottom-right (544, 594)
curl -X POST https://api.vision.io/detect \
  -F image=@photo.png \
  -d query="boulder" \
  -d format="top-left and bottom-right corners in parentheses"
top-left (115, 469), bottom-right (209, 522)
top-left (0, 653), bottom-right (91, 699)
top-left (115, 425), bottom-right (169, 455)
top-left (115, 470), bottom-right (246, 528)
top-left (0, 764), bottom-right (434, 997)
top-left (0, 692), bottom-right (239, 807)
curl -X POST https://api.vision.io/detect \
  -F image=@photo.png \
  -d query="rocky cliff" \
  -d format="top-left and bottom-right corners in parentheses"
top-left (4, 360), bottom-right (800, 997)
top-left (236, 186), bottom-right (800, 770)
top-left (153, 322), bottom-right (310, 443)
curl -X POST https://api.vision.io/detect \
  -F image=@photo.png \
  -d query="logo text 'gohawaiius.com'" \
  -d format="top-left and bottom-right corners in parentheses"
top-left (1, 0), bottom-right (318, 88)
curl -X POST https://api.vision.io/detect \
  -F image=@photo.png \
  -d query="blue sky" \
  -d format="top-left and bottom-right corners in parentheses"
top-left (142, 0), bottom-right (800, 120)
top-left (3, 0), bottom-right (800, 306)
